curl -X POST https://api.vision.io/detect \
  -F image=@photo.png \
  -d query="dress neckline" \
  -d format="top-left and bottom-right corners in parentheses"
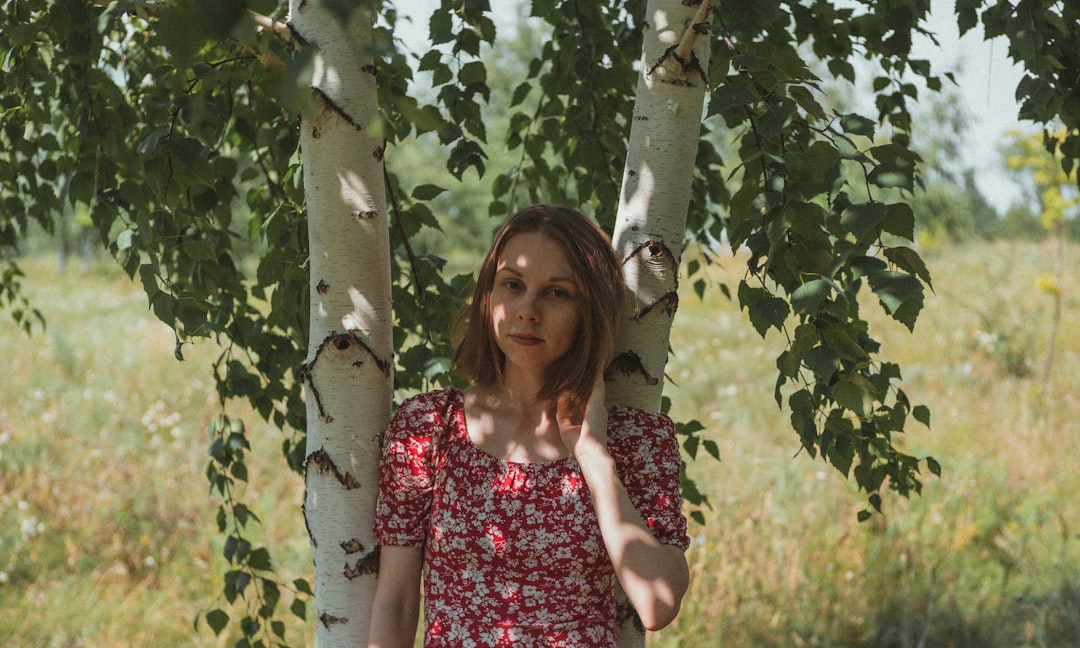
top-left (449, 388), bottom-right (575, 469)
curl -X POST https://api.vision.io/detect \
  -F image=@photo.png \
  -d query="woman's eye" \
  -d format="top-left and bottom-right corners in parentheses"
top-left (549, 287), bottom-right (572, 299)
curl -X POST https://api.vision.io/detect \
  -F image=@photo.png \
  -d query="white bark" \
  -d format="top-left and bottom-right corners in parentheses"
top-left (609, 0), bottom-right (714, 644)
top-left (289, 3), bottom-right (392, 646)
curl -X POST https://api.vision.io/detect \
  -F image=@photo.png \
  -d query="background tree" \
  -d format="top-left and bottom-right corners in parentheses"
top-left (1005, 127), bottom-right (1077, 386)
top-left (3, 0), bottom-right (1080, 645)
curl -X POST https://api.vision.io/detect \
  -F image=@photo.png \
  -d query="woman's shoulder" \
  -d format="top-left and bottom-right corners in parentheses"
top-left (391, 387), bottom-right (462, 425)
top-left (608, 404), bottom-right (674, 431)
top-left (607, 405), bottom-right (675, 445)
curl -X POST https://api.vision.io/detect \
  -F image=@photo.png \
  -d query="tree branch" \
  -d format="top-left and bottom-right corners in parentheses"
top-left (673, 0), bottom-right (717, 63)
top-left (249, 10), bottom-right (303, 49)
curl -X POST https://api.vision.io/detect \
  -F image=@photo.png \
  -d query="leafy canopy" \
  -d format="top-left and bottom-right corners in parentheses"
top-left (3, 0), bottom-right (1079, 644)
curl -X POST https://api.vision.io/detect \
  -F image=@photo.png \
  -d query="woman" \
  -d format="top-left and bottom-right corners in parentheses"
top-left (368, 205), bottom-right (689, 647)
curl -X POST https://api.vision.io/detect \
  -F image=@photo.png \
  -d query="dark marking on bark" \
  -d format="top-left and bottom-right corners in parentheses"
top-left (361, 63), bottom-right (377, 76)
top-left (300, 331), bottom-right (392, 422)
top-left (316, 279), bottom-right (330, 295)
top-left (341, 538), bottom-right (365, 555)
top-left (373, 141), bottom-right (386, 162)
top-left (297, 361), bottom-right (327, 422)
top-left (306, 447), bottom-right (343, 482)
top-left (634, 115), bottom-right (650, 121)
top-left (353, 209), bottom-right (378, 220)
top-left (648, 43), bottom-right (708, 87)
top-left (616, 600), bottom-right (645, 632)
top-left (287, 23), bottom-right (308, 48)
top-left (319, 611), bottom-right (348, 629)
top-left (312, 125), bottom-right (321, 139)
top-left (305, 447), bottom-right (362, 491)
top-left (343, 545), bottom-right (380, 580)
top-left (302, 501), bottom-right (316, 549)
top-left (624, 239), bottom-right (679, 276)
top-left (637, 291), bottom-right (679, 319)
top-left (607, 351), bottom-right (659, 385)
top-left (312, 87), bottom-right (364, 132)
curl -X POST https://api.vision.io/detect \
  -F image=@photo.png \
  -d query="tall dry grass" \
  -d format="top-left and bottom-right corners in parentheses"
top-left (1, 240), bottom-right (1078, 646)
top-left (0, 258), bottom-right (312, 646)
top-left (654, 239), bottom-right (1080, 647)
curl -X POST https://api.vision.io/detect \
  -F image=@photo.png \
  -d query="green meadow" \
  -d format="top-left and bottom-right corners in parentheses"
top-left (1, 240), bottom-right (1078, 646)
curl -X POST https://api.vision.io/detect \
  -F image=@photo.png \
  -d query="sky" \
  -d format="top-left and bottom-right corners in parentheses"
top-left (394, 0), bottom-right (1031, 212)
top-left (912, 0), bottom-right (1029, 211)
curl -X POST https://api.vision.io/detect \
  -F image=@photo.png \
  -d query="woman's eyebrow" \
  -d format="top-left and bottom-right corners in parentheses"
top-left (496, 266), bottom-right (576, 285)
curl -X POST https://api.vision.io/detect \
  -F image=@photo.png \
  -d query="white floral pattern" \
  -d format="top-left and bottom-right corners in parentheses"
top-left (374, 388), bottom-right (689, 647)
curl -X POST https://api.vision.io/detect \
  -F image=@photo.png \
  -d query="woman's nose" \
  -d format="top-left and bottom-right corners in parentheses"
top-left (517, 294), bottom-right (540, 321)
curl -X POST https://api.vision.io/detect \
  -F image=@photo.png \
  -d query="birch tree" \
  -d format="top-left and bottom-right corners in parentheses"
top-left (607, 1), bottom-right (715, 644)
top-left (288, 2), bottom-right (390, 646)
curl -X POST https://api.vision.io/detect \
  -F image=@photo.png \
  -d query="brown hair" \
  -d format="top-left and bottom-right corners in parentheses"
top-left (453, 204), bottom-right (625, 407)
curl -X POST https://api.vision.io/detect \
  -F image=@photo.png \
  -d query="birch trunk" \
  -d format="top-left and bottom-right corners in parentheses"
top-left (608, 0), bottom-right (714, 644)
top-left (290, 3), bottom-right (392, 646)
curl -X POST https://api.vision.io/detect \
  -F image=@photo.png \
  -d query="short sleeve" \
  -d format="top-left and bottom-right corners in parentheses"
top-left (608, 407), bottom-right (690, 551)
top-left (373, 389), bottom-right (454, 546)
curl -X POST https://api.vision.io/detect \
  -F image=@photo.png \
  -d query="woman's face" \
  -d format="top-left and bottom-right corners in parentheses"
top-left (489, 232), bottom-right (582, 379)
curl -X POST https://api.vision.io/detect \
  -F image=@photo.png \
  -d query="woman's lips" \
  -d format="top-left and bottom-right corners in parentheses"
top-left (509, 333), bottom-right (542, 346)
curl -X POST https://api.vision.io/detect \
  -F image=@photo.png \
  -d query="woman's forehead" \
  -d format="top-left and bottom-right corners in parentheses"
top-left (496, 232), bottom-right (575, 277)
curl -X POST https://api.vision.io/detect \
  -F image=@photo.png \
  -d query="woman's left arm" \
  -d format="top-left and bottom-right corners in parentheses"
top-left (558, 383), bottom-right (690, 631)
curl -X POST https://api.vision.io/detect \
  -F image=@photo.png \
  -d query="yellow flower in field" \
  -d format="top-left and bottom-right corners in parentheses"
top-left (1035, 274), bottom-right (1061, 296)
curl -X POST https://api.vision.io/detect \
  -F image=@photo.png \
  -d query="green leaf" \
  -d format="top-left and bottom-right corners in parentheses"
top-left (884, 246), bottom-right (932, 287)
top-left (840, 203), bottom-right (885, 243)
top-left (411, 184), bottom-right (447, 201)
top-left (248, 547), bottom-right (273, 571)
top-left (429, 9), bottom-right (453, 44)
top-left (708, 80), bottom-right (757, 116)
top-left (117, 229), bottom-right (137, 251)
top-left (868, 144), bottom-right (917, 191)
top-left (791, 278), bottom-right (830, 316)
top-left (510, 81), bottom-right (533, 107)
top-left (913, 404), bottom-right (931, 427)
top-left (839, 112), bottom-right (875, 137)
top-left (183, 238), bottom-right (217, 262)
top-left (803, 346), bottom-right (839, 383)
top-left (832, 375), bottom-right (875, 417)
top-left (868, 271), bottom-right (923, 331)
top-left (820, 326), bottom-right (870, 363)
top-left (881, 203), bottom-right (915, 241)
top-left (206, 608), bottom-right (229, 635)
top-left (290, 598), bottom-right (307, 620)
top-left (789, 84), bottom-right (826, 120)
top-left (738, 281), bottom-right (789, 337)
top-left (293, 578), bottom-right (313, 596)
top-left (458, 60), bottom-right (487, 85)
top-left (926, 456), bottom-right (941, 477)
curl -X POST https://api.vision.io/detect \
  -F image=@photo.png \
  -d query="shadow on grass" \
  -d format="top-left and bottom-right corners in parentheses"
top-left (841, 581), bottom-right (1080, 648)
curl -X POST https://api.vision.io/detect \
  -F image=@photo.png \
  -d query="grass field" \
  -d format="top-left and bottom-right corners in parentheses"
top-left (1, 240), bottom-right (1078, 646)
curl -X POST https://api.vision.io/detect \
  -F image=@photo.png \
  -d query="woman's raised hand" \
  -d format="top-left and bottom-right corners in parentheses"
top-left (556, 378), bottom-right (609, 461)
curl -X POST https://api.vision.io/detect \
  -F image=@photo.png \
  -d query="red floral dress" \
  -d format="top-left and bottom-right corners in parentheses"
top-left (374, 388), bottom-right (689, 647)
